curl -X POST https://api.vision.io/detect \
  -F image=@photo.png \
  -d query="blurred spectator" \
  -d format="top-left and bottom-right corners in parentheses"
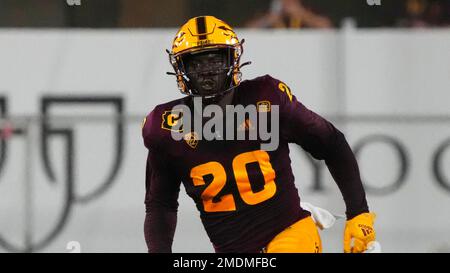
top-left (396, 0), bottom-right (450, 27)
top-left (245, 0), bottom-right (333, 29)
top-left (397, 0), bottom-right (430, 27)
top-left (425, 0), bottom-right (450, 26)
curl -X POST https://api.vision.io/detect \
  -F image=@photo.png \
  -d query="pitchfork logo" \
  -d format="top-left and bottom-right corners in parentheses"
top-left (0, 95), bottom-right (125, 253)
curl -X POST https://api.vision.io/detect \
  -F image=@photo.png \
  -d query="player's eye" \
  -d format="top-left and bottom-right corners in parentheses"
top-left (188, 61), bottom-right (201, 71)
top-left (211, 59), bottom-right (224, 68)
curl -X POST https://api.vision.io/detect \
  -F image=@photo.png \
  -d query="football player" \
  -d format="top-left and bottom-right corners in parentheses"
top-left (142, 16), bottom-right (376, 253)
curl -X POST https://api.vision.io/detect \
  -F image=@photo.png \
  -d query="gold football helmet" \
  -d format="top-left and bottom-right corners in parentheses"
top-left (167, 16), bottom-right (249, 96)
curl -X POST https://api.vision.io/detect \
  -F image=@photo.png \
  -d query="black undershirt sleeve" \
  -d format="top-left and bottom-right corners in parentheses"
top-left (144, 150), bottom-right (181, 252)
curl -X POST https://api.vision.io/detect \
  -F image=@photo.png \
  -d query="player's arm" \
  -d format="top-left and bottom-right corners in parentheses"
top-left (284, 104), bottom-right (376, 253)
top-left (144, 149), bottom-right (181, 253)
top-left (288, 107), bottom-right (369, 218)
top-left (142, 109), bottom-right (181, 253)
top-left (271, 77), bottom-right (376, 252)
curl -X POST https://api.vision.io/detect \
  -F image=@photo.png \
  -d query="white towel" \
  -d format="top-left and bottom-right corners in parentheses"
top-left (300, 202), bottom-right (382, 253)
top-left (300, 202), bottom-right (337, 230)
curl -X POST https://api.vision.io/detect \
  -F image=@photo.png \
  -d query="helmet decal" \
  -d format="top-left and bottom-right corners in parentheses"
top-left (195, 16), bottom-right (207, 40)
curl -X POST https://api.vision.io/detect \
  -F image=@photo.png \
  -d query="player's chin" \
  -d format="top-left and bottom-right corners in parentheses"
top-left (201, 91), bottom-right (223, 104)
top-left (198, 86), bottom-right (219, 97)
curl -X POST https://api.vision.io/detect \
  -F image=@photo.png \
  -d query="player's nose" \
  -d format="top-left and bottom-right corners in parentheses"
top-left (198, 67), bottom-right (216, 77)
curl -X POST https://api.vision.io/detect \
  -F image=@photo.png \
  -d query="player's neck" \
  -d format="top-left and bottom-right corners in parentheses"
top-left (217, 89), bottom-right (235, 110)
top-left (190, 89), bottom-right (235, 117)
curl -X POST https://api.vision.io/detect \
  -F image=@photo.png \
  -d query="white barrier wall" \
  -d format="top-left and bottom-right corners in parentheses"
top-left (0, 28), bottom-right (449, 253)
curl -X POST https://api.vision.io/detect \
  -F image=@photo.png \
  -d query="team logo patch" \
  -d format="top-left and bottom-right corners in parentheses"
top-left (161, 109), bottom-right (183, 132)
top-left (184, 131), bottom-right (199, 148)
top-left (257, 101), bottom-right (271, 112)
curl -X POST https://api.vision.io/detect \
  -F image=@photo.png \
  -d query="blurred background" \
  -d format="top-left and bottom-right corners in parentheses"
top-left (1, 0), bottom-right (450, 28)
top-left (0, 0), bottom-right (449, 253)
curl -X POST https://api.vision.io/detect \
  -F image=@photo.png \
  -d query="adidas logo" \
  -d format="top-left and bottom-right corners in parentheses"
top-left (238, 118), bottom-right (254, 131)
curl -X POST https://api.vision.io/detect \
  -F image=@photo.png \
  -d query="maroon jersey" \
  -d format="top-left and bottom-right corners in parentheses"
top-left (142, 75), bottom-right (368, 253)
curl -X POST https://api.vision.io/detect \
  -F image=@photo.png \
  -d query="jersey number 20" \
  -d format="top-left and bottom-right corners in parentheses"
top-left (190, 150), bottom-right (277, 212)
